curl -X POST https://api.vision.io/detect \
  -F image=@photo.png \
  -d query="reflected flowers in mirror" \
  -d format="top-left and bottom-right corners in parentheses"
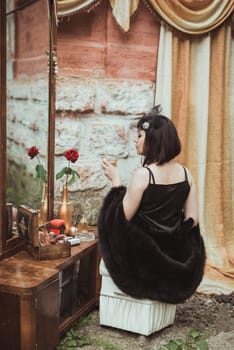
top-left (27, 146), bottom-right (47, 183)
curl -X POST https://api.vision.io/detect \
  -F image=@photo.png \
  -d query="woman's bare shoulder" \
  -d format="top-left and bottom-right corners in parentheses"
top-left (129, 167), bottom-right (149, 189)
top-left (180, 164), bottom-right (195, 186)
top-left (132, 166), bottom-right (150, 178)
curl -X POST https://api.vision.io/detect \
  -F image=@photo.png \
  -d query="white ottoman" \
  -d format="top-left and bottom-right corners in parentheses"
top-left (99, 259), bottom-right (176, 336)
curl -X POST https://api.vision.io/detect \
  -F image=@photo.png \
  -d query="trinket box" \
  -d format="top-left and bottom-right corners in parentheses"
top-left (17, 205), bottom-right (71, 260)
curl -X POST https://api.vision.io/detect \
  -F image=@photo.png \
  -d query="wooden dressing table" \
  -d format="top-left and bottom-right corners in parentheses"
top-left (0, 238), bottom-right (100, 350)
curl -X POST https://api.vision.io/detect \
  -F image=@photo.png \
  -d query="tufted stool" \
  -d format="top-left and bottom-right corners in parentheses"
top-left (99, 259), bottom-right (177, 336)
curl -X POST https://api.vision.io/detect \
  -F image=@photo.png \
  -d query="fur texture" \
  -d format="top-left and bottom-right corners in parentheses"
top-left (98, 186), bottom-right (206, 304)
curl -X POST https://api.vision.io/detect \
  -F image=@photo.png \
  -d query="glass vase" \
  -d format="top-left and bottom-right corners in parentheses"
top-left (39, 183), bottom-right (48, 225)
top-left (58, 185), bottom-right (72, 234)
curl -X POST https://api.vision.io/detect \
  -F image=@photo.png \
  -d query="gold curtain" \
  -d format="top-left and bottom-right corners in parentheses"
top-left (147, 0), bottom-right (234, 35)
top-left (140, 0), bottom-right (234, 294)
top-left (156, 22), bottom-right (234, 294)
top-left (153, 0), bottom-right (234, 294)
top-left (201, 25), bottom-right (234, 292)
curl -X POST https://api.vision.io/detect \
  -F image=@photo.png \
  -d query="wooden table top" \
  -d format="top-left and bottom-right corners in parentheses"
top-left (0, 238), bottom-right (98, 294)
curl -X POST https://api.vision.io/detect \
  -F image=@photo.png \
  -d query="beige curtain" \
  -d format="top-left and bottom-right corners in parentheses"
top-left (202, 25), bottom-right (234, 293)
top-left (156, 23), bottom-right (234, 294)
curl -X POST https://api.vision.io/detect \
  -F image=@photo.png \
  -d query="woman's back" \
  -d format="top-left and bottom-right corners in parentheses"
top-left (135, 162), bottom-right (190, 233)
top-left (146, 161), bottom-right (189, 185)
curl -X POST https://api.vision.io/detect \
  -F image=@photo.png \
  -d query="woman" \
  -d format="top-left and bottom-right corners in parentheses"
top-left (98, 106), bottom-right (205, 304)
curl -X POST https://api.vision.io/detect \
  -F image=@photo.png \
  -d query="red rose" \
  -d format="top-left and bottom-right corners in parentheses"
top-left (64, 149), bottom-right (79, 163)
top-left (27, 146), bottom-right (47, 183)
top-left (27, 146), bottom-right (39, 159)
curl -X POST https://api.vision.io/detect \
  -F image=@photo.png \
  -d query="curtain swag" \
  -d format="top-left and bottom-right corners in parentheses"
top-left (56, 0), bottom-right (103, 17)
top-left (56, 0), bottom-right (234, 34)
top-left (146, 0), bottom-right (234, 35)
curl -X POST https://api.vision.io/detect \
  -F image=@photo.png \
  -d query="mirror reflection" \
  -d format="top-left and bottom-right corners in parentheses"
top-left (6, 0), bottom-right (49, 238)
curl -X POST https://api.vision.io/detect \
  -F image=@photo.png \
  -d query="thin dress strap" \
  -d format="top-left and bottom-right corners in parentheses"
top-left (183, 166), bottom-right (188, 182)
top-left (145, 167), bottom-right (156, 184)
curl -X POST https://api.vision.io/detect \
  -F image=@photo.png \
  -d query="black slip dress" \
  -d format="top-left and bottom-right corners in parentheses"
top-left (136, 166), bottom-right (190, 233)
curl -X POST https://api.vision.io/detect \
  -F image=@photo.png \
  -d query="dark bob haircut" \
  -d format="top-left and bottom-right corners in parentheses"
top-left (137, 105), bottom-right (181, 166)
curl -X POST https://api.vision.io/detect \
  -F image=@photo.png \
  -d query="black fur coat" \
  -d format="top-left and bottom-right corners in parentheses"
top-left (98, 186), bottom-right (206, 304)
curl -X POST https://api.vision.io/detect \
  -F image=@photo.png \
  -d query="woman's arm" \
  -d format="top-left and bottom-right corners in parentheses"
top-left (102, 159), bottom-right (148, 220)
top-left (183, 169), bottom-right (199, 225)
top-left (122, 168), bottom-right (149, 220)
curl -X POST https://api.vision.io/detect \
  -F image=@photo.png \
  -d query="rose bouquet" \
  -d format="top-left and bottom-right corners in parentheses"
top-left (27, 146), bottom-right (47, 183)
top-left (56, 148), bottom-right (80, 186)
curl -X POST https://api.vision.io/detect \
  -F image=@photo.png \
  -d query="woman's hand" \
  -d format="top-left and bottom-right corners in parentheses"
top-left (102, 158), bottom-right (121, 186)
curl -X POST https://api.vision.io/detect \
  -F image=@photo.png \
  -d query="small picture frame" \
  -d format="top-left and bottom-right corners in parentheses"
top-left (16, 205), bottom-right (40, 247)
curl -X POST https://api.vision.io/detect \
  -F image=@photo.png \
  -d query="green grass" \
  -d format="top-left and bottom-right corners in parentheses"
top-left (56, 315), bottom-right (121, 350)
top-left (158, 330), bottom-right (209, 350)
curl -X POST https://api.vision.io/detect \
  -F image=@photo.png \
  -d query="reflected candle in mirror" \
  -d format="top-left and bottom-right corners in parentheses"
top-left (77, 215), bottom-right (89, 233)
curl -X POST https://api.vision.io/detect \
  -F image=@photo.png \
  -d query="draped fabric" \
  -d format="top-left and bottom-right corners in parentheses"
top-left (56, 0), bottom-right (140, 31)
top-left (147, 0), bottom-right (234, 35)
top-left (56, 0), bottom-right (234, 34)
top-left (155, 23), bottom-right (234, 294)
top-left (108, 0), bottom-right (140, 32)
top-left (56, 0), bottom-right (103, 17)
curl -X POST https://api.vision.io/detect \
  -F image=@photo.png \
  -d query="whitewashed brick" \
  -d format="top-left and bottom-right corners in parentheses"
top-left (56, 77), bottom-right (95, 111)
top-left (99, 80), bottom-right (154, 114)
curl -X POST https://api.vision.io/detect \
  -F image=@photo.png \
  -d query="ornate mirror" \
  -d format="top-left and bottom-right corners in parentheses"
top-left (0, 0), bottom-right (56, 257)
